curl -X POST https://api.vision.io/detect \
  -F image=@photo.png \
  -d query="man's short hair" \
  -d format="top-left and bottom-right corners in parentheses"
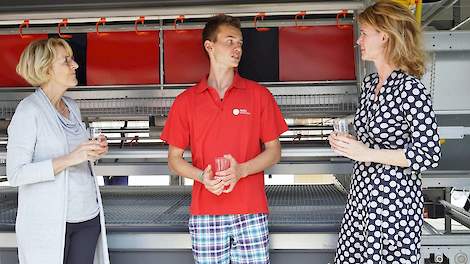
top-left (202, 14), bottom-right (241, 47)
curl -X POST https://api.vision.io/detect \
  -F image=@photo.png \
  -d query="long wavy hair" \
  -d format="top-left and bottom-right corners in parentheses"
top-left (358, 0), bottom-right (427, 78)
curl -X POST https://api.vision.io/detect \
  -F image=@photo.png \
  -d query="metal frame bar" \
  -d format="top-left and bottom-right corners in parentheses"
top-left (0, 83), bottom-right (357, 98)
top-left (452, 0), bottom-right (460, 28)
top-left (0, 1), bottom-right (364, 23)
top-left (158, 19), bottom-right (164, 90)
top-left (440, 200), bottom-right (470, 229)
top-left (0, 18), bottom-right (352, 35)
top-left (2, 232), bottom-right (470, 250)
top-left (89, 162), bottom-right (355, 176)
top-left (423, 30), bottom-right (470, 51)
top-left (353, 9), bottom-right (365, 93)
top-left (444, 187), bottom-right (452, 233)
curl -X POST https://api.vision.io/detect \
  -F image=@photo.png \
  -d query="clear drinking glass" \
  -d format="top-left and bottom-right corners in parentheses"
top-left (88, 127), bottom-right (104, 166)
top-left (89, 127), bottom-right (103, 141)
top-left (333, 119), bottom-right (349, 134)
top-left (215, 156), bottom-right (230, 190)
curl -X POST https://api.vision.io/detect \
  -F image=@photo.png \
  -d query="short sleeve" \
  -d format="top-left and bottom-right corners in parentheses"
top-left (160, 93), bottom-right (190, 149)
top-left (401, 79), bottom-right (441, 174)
top-left (259, 88), bottom-right (288, 143)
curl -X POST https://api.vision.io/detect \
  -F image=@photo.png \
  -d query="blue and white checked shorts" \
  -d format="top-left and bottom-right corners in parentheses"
top-left (188, 213), bottom-right (270, 264)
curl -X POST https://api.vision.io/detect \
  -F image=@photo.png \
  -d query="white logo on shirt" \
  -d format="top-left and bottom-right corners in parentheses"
top-left (232, 108), bottom-right (250, 116)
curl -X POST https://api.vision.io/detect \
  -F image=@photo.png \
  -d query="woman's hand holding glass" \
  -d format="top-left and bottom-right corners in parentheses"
top-left (328, 118), bottom-right (371, 162)
top-left (93, 134), bottom-right (108, 157)
top-left (328, 133), bottom-right (371, 162)
top-left (88, 127), bottom-right (108, 159)
top-left (66, 140), bottom-right (107, 166)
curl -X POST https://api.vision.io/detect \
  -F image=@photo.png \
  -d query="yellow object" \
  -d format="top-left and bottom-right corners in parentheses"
top-left (392, 0), bottom-right (423, 25)
top-left (393, 0), bottom-right (414, 7)
top-left (439, 139), bottom-right (446, 145)
top-left (415, 0), bottom-right (423, 26)
top-left (294, 175), bottom-right (336, 184)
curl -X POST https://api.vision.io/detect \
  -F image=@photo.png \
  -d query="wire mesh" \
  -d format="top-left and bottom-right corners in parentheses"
top-left (0, 188), bottom-right (18, 227)
top-left (275, 93), bottom-right (358, 117)
top-left (76, 98), bottom-right (175, 117)
top-left (0, 185), bottom-right (346, 231)
top-left (75, 94), bottom-right (357, 118)
top-left (0, 101), bottom-right (18, 120)
top-left (0, 93), bottom-right (357, 119)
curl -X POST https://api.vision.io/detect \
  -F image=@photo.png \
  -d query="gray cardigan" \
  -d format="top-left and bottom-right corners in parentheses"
top-left (6, 89), bottom-right (109, 264)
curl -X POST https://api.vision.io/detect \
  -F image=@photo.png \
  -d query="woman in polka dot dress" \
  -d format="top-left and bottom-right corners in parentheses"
top-left (329, 1), bottom-right (441, 263)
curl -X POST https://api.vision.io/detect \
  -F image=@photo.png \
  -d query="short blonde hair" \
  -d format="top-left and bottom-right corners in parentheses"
top-left (16, 38), bottom-right (73, 87)
top-left (358, 0), bottom-right (427, 78)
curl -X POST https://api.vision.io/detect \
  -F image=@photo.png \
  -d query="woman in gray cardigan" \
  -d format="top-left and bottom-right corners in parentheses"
top-left (7, 38), bottom-right (110, 264)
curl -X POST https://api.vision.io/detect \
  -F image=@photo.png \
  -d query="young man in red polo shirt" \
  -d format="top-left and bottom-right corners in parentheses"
top-left (161, 14), bottom-right (288, 264)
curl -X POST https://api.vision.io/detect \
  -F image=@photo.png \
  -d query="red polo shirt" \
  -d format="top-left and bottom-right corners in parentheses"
top-left (161, 73), bottom-right (288, 215)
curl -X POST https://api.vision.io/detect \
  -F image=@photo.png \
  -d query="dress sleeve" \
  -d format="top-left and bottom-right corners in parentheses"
top-left (401, 79), bottom-right (441, 174)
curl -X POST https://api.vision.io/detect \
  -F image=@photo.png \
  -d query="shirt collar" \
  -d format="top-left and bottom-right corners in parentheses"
top-left (196, 71), bottom-right (245, 94)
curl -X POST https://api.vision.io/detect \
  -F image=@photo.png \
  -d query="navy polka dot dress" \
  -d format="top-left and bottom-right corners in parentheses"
top-left (334, 70), bottom-right (441, 264)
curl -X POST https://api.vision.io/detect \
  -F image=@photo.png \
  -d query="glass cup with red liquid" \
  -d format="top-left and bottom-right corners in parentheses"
top-left (215, 156), bottom-right (230, 190)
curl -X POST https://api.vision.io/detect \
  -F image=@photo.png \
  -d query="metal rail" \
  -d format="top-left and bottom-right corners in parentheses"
top-left (440, 200), bottom-right (470, 229)
top-left (0, 1), bottom-right (364, 24)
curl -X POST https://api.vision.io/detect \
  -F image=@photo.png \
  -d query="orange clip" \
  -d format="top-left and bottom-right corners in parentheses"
top-left (174, 15), bottom-right (185, 31)
top-left (19, 19), bottom-right (32, 39)
top-left (336, 10), bottom-right (352, 29)
top-left (96, 17), bottom-right (106, 36)
top-left (58, 18), bottom-right (72, 39)
top-left (254, 13), bottom-right (270, 32)
top-left (295, 11), bottom-right (309, 30)
top-left (134, 16), bottom-right (145, 34)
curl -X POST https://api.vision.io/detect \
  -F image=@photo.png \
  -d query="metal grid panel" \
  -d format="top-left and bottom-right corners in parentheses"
top-left (0, 93), bottom-right (357, 119)
top-left (267, 184), bottom-right (346, 226)
top-left (0, 100), bottom-right (17, 120)
top-left (275, 94), bottom-right (357, 117)
top-left (0, 185), bottom-right (346, 231)
top-left (76, 98), bottom-right (174, 117)
top-left (0, 188), bottom-right (18, 226)
top-left (102, 186), bottom-right (191, 226)
top-left (76, 94), bottom-right (357, 118)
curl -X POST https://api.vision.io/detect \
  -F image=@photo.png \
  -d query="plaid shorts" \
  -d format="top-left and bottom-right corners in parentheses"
top-left (188, 214), bottom-right (270, 264)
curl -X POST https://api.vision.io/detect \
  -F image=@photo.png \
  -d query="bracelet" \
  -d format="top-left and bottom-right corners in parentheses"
top-left (197, 170), bottom-right (205, 183)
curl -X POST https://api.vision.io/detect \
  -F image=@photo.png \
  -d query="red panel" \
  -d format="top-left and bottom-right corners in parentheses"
top-left (279, 25), bottom-right (356, 81)
top-left (164, 29), bottom-right (209, 84)
top-left (87, 31), bottom-right (159, 85)
top-left (0, 34), bottom-right (48, 87)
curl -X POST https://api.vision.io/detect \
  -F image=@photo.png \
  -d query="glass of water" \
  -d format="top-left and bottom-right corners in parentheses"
top-left (333, 119), bottom-right (349, 135)
top-left (89, 127), bottom-right (103, 141)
